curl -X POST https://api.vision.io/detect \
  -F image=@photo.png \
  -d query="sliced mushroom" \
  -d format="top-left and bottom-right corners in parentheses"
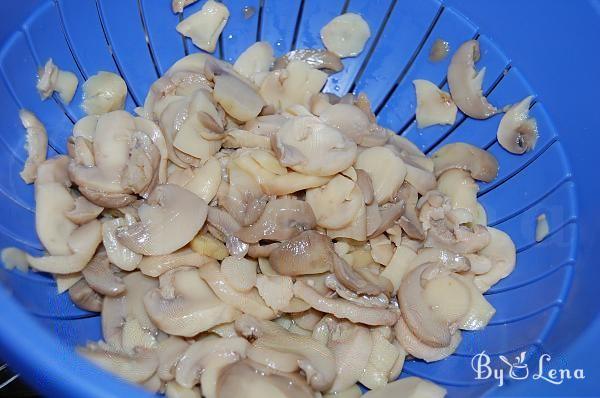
top-left (172, 0), bottom-right (198, 13)
top-left (82, 72), bottom-right (127, 115)
top-left (425, 219), bottom-right (491, 254)
top-left (35, 180), bottom-right (77, 256)
top-left (236, 198), bottom-right (316, 243)
top-left (206, 207), bottom-right (249, 257)
top-left (497, 95), bottom-right (538, 154)
top-left (221, 256), bottom-right (257, 292)
top-left (19, 109), bottom-right (48, 184)
top-left (362, 376), bottom-right (447, 398)
top-left (190, 232), bottom-right (230, 261)
top-left (78, 342), bottom-right (158, 383)
top-left (69, 279), bottom-right (103, 312)
top-left (393, 316), bottom-right (461, 362)
top-left (319, 104), bottom-right (387, 147)
top-left (273, 116), bottom-right (357, 176)
top-left (332, 253), bottom-right (391, 296)
top-left (325, 274), bottom-right (389, 308)
top-left (65, 196), bottom-right (103, 224)
top-left (432, 142), bottom-right (499, 182)
top-left (274, 49), bottom-right (343, 73)
top-left (293, 280), bottom-right (397, 326)
top-left (181, 157), bottom-right (222, 203)
top-left (413, 79), bottom-right (457, 128)
top-left (247, 242), bottom-right (280, 259)
top-left (139, 248), bottom-right (211, 277)
top-left (233, 42), bottom-right (274, 82)
top-left (269, 230), bottom-right (333, 276)
top-left (320, 13), bottom-right (371, 58)
top-left (447, 40), bottom-right (498, 119)
top-left (82, 250), bottom-right (125, 296)
top-left (255, 274), bottom-right (294, 311)
top-left (36, 58), bottom-right (78, 104)
top-left (117, 184), bottom-right (207, 256)
top-left (359, 327), bottom-right (400, 389)
top-left (355, 147), bottom-right (406, 205)
top-left (473, 227), bottom-right (516, 292)
top-left (144, 266), bottom-right (240, 337)
top-left (370, 235), bottom-right (394, 265)
top-left (220, 163), bottom-right (268, 226)
top-left (235, 315), bottom-right (337, 391)
top-left (102, 215), bottom-right (143, 271)
top-left (176, 0), bottom-right (229, 53)
top-left (305, 175), bottom-right (363, 229)
top-left (157, 336), bottom-right (190, 382)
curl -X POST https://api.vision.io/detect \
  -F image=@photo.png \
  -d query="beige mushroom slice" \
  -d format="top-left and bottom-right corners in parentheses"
top-left (223, 128), bottom-right (271, 149)
top-left (65, 196), bottom-right (103, 224)
top-left (144, 266), bottom-right (240, 337)
top-left (175, 336), bottom-right (250, 389)
top-left (274, 49), bottom-right (343, 73)
top-left (102, 215), bottom-right (143, 271)
top-left (234, 42), bottom-right (274, 82)
top-left (180, 157), bottom-right (221, 203)
top-left (157, 336), bottom-right (190, 382)
top-left (206, 207), bottom-right (249, 258)
top-left (370, 235), bottom-right (394, 265)
top-left (324, 385), bottom-right (362, 398)
top-left (172, 116), bottom-right (222, 163)
top-left (176, 0), bottom-right (229, 53)
top-left (394, 316), bottom-right (461, 362)
top-left (190, 232), bottom-right (229, 261)
top-left (1, 247), bottom-right (30, 272)
top-left (447, 40), bottom-right (498, 119)
top-left (432, 142), bottom-right (499, 182)
top-left (236, 198), bottom-right (316, 243)
top-left (165, 382), bottom-right (201, 398)
top-left (380, 245), bottom-right (417, 294)
top-left (117, 184), bottom-right (207, 256)
top-left (465, 253), bottom-right (493, 275)
top-left (198, 261), bottom-right (276, 319)
top-left (425, 218), bottom-right (491, 254)
top-left (325, 274), bottom-right (389, 309)
top-left (320, 13), bottom-right (371, 58)
top-left (359, 327), bottom-right (400, 389)
top-left (36, 58), bottom-right (78, 104)
top-left (422, 272), bottom-right (471, 326)
top-left (172, 0), bottom-right (198, 13)
top-left (319, 103), bottom-right (387, 147)
top-left (293, 280), bottom-right (397, 326)
top-left (388, 340), bottom-right (407, 381)
top-left (473, 227), bottom-right (516, 292)
top-left (451, 274), bottom-right (495, 330)
top-left (82, 250), bottom-right (125, 296)
top-left (355, 147), bottom-right (407, 205)
top-left (332, 253), bottom-right (391, 296)
top-left (235, 315), bottom-right (337, 391)
top-left (497, 95), bottom-right (538, 154)
top-left (535, 213), bottom-right (549, 242)
top-left (362, 376), bottom-right (447, 398)
top-left (436, 169), bottom-right (479, 221)
top-left (78, 342), bottom-right (158, 383)
top-left (273, 116), bottom-right (357, 176)
top-left (139, 248), bottom-right (211, 277)
top-left (27, 220), bottom-right (102, 274)
top-left (19, 109), bottom-right (48, 184)
top-left (247, 242), bottom-right (280, 259)
top-left (246, 342), bottom-right (302, 373)
top-left (413, 79), bottom-right (457, 128)
top-left (69, 279), bottom-right (103, 312)
top-left (269, 230), bottom-right (333, 276)
top-left (34, 181), bottom-right (76, 256)
top-left (221, 256), bottom-right (257, 292)
top-left (216, 359), bottom-right (314, 398)
top-left (82, 72), bottom-right (127, 115)
top-left (255, 274), bottom-right (294, 311)
top-left (220, 163), bottom-right (268, 226)
top-left (305, 175), bottom-right (363, 229)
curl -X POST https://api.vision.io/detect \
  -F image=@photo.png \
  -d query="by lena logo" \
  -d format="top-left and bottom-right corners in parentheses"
top-left (471, 351), bottom-right (585, 387)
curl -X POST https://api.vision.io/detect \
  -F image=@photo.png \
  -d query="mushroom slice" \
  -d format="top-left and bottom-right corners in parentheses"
top-left (355, 147), bottom-right (407, 205)
top-left (362, 376), bottom-right (447, 398)
top-left (82, 250), bottom-right (125, 296)
top-left (370, 235), bottom-right (394, 266)
top-left (175, 336), bottom-right (250, 388)
top-left (255, 275), bottom-right (294, 311)
top-left (233, 42), bottom-right (274, 82)
top-left (332, 253), bottom-right (390, 296)
top-left (497, 95), bottom-right (538, 154)
top-left (269, 230), bottom-right (333, 276)
top-left (425, 219), bottom-right (491, 254)
top-left (221, 256), bottom-right (257, 292)
top-left (198, 261), bottom-right (277, 319)
top-left (82, 72), bottom-right (127, 115)
top-left (432, 142), bottom-right (499, 182)
top-left (447, 40), bottom-right (498, 119)
top-left (182, 157), bottom-right (222, 203)
top-left (176, 0), bottom-right (229, 53)
top-left (394, 317), bottom-right (461, 362)
top-left (220, 163), bottom-right (268, 226)
top-left (1, 247), bottom-right (30, 272)
top-left (206, 207), bottom-right (249, 258)
top-left (473, 227), bottom-right (516, 292)
top-left (144, 266), bottom-right (240, 337)
top-left (157, 336), bottom-right (190, 382)
top-left (35, 181), bottom-right (77, 256)
top-left (27, 220), bottom-right (102, 274)
top-left (320, 13), bottom-right (371, 58)
top-left (359, 327), bottom-right (400, 390)
top-left (117, 184), bottom-right (208, 256)
top-left (139, 248), bottom-right (211, 277)
top-left (69, 279), bottom-right (103, 312)
top-left (65, 196), bottom-right (103, 224)
top-left (273, 116), bottom-right (357, 176)
top-left (102, 215), bottom-right (143, 271)
top-left (413, 79), bottom-right (457, 128)
top-left (325, 274), bottom-right (389, 309)
top-left (19, 109), bottom-right (48, 184)
top-left (172, 0), bottom-right (198, 13)
top-left (236, 198), bottom-right (316, 243)
top-left (217, 359), bottom-right (314, 398)
top-left (318, 104), bottom-right (371, 145)
top-left (305, 175), bottom-right (363, 229)
top-left (293, 281), bottom-right (397, 326)
top-left (36, 58), bottom-right (78, 104)
top-left (190, 232), bottom-right (229, 261)
top-left (274, 49), bottom-right (343, 73)
top-left (355, 169), bottom-right (375, 205)
top-left (165, 382), bottom-right (201, 398)
top-left (78, 342), bottom-right (158, 383)
top-left (235, 315), bottom-right (337, 391)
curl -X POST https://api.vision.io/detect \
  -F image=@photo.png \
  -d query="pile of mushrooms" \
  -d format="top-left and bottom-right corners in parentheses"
top-left (4, 9), bottom-right (527, 395)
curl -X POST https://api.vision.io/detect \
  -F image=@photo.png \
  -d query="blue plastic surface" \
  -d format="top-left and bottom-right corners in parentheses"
top-left (0, 1), bottom-right (598, 397)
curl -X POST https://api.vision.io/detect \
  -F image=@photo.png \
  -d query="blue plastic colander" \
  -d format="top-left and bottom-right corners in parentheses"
top-left (0, 0), bottom-right (598, 396)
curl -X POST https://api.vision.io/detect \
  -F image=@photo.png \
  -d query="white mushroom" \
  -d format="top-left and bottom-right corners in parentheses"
top-left (436, 169), bottom-right (479, 221)
top-left (1, 247), bottom-right (30, 272)
top-left (34, 181), bottom-right (76, 256)
top-left (102, 215), bottom-right (143, 271)
top-left (275, 49), bottom-right (343, 73)
top-left (269, 230), bottom-right (333, 276)
top-left (65, 196), bottom-right (103, 224)
top-left (320, 13), bottom-right (371, 58)
top-left (78, 342), bottom-right (158, 383)
top-left (139, 248), bottom-right (211, 277)
top-left (36, 58), bottom-right (78, 104)
top-left (432, 142), bottom-right (499, 182)
top-left (413, 79), bottom-right (457, 128)
top-left (176, 0), bottom-right (229, 53)
top-left (157, 336), bottom-right (190, 382)
top-left (117, 184), bottom-right (208, 256)
top-left (536, 213), bottom-right (549, 242)
top-left (362, 376), bottom-right (447, 398)
top-left (234, 42), bottom-right (274, 83)
top-left (220, 163), bottom-right (268, 226)
top-left (394, 316), bottom-right (461, 362)
top-left (447, 40), bottom-right (498, 119)
top-left (380, 246), bottom-right (417, 294)
top-left (81, 250), bottom-right (125, 296)
top-left (172, 0), bottom-right (198, 13)
top-left (82, 72), bottom-right (127, 115)
top-left (355, 147), bottom-right (407, 205)
top-left (69, 279), bottom-right (103, 312)
top-left (319, 104), bottom-right (388, 147)
top-left (19, 109), bottom-right (48, 184)
top-left (221, 256), bottom-right (257, 292)
top-left (273, 116), bottom-right (357, 177)
top-left (359, 327), bottom-right (400, 389)
top-left (165, 382), bottom-right (201, 398)
top-left (255, 274), bottom-right (294, 311)
top-left (473, 227), bottom-right (516, 292)
top-left (305, 175), bottom-right (363, 229)
top-left (497, 95), bottom-right (538, 154)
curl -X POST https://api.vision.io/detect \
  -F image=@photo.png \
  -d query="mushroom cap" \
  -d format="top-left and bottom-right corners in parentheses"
top-left (269, 230), bottom-right (334, 276)
top-left (447, 40), bottom-right (498, 119)
top-left (81, 250), bottom-right (125, 296)
top-left (320, 13), bottom-right (371, 58)
top-left (413, 79), bottom-right (457, 128)
top-left (305, 174), bottom-right (363, 229)
top-left (431, 142), bottom-right (498, 182)
top-left (117, 184), bottom-right (208, 256)
top-left (78, 342), bottom-right (158, 383)
top-left (274, 49), bottom-right (343, 73)
top-left (355, 146), bottom-right (407, 205)
top-left (361, 376), bottom-right (447, 398)
top-left (497, 95), bottom-right (538, 154)
top-left (19, 109), bottom-right (48, 184)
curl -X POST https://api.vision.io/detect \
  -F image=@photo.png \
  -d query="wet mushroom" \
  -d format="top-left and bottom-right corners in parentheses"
top-left (65, 196), bottom-right (103, 224)
top-left (413, 79), bottom-right (457, 128)
top-left (269, 230), bottom-right (333, 276)
top-left (394, 317), bottom-right (461, 362)
top-left (139, 248), bottom-right (211, 277)
top-left (320, 13), bottom-right (371, 58)
top-left (78, 342), bottom-right (158, 383)
top-left (274, 49), bottom-right (343, 73)
top-left (69, 279), bottom-right (103, 312)
top-left (305, 175), bottom-right (363, 229)
top-left (362, 376), bottom-right (447, 398)
top-left (176, 0), bottom-right (229, 53)
top-left (497, 95), bottom-right (538, 154)
top-left (473, 227), bottom-right (516, 292)
top-left (19, 109), bottom-right (48, 184)
top-left (431, 142), bottom-right (499, 182)
top-left (220, 163), bottom-right (268, 226)
top-left (425, 219), bottom-right (491, 254)
top-left (102, 214), bottom-right (143, 271)
top-left (355, 147), bottom-right (406, 205)
top-left (157, 336), bottom-right (190, 382)
top-left (81, 250), bottom-right (125, 296)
